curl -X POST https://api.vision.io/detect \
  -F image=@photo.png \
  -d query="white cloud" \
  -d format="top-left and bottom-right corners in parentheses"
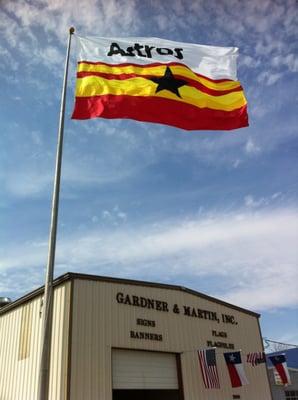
top-left (223, 267), bottom-right (297, 310)
top-left (0, 45), bottom-right (19, 71)
top-left (0, 0), bottom-right (140, 80)
top-left (233, 159), bottom-right (241, 168)
top-left (2, 158), bottom-right (138, 198)
top-left (1, 122), bottom-right (154, 199)
top-left (257, 70), bottom-right (283, 86)
top-left (244, 195), bottom-right (265, 208)
top-left (5, 170), bottom-right (53, 197)
top-left (1, 208), bottom-right (297, 311)
top-left (239, 55), bottom-right (259, 69)
top-left (101, 206), bottom-right (127, 224)
top-left (275, 333), bottom-right (298, 347)
top-left (272, 53), bottom-right (298, 73)
top-left (271, 192), bottom-right (282, 200)
top-left (245, 138), bottom-right (261, 155)
top-left (4, 0), bottom-right (140, 45)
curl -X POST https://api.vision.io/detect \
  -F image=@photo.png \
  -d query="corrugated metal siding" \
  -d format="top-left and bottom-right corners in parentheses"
top-left (48, 281), bottom-right (71, 400)
top-left (70, 279), bottom-right (272, 400)
top-left (70, 279), bottom-right (112, 400)
top-left (0, 282), bottom-right (71, 400)
top-left (18, 303), bottom-right (33, 361)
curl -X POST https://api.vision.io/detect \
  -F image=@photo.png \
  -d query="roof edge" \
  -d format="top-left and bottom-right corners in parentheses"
top-left (0, 273), bottom-right (72, 315)
top-left (0, 271), bottom-right (260, 318)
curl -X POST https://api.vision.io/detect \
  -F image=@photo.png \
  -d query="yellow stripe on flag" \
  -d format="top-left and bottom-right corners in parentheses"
top-left (75, 76), bottom-right (247, 112)
top-left (77, 63), bottom-right (241, 92)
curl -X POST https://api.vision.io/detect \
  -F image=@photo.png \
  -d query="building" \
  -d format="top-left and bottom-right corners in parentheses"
top-left (0, 272), bottom-right (272, 399)
top-left (267, 348), bottom-right (298, 400)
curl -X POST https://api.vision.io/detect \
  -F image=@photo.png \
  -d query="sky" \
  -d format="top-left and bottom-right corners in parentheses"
top-left (0, 0), bottom-right (297, 348)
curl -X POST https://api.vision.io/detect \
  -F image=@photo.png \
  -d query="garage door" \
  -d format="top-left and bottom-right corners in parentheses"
top-left (112, 349), bottom-right (181, 400)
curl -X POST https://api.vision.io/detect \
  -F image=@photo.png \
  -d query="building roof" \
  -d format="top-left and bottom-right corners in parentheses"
top-left (267, 348), bottom-right (298, 369)
top-left (0, 271), bottom-right (260, 318)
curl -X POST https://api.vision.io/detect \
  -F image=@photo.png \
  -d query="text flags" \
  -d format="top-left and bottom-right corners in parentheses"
top-left (224, 351), bottom-right (249, 388)
top-left (71, 35), bottom-right (248, 131)
top-left (198, 349), bottom-right (220, 389)
top-left (269, 354), bottom-right (291, 385)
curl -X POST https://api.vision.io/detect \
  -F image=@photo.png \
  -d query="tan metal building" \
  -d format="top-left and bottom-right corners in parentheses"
top-left (0, 272), bottom-right (272, 400)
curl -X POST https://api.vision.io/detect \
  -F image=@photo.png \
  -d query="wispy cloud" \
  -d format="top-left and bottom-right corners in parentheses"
top-left (257, 71), bottom-right (283, 86)
top-left (1, 207), bottom-right (297, 311)
top-left (3, 0), bottom-right (140, 50)
top-left (245, 138), bottom-right (261, 155)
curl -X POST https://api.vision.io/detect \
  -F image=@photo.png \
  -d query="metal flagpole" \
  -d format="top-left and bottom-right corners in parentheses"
top-left (37, 27), bottom-right (75, 400)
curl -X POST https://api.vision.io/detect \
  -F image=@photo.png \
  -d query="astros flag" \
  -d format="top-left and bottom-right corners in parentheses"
top-left (72, 36), bottom-right (248, 131)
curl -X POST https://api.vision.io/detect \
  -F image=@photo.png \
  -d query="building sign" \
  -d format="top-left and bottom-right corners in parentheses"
top-left (206, 340), bottom-right (235, 349)
top-left (130, 331), bottom-right (163, 341)
top-left (130, 318), bottom-right (163, 342)
top-left (116, 292), bottom-right (238, 325)
top-left (207, 330), bottom-right (235, 349)
top-left (116, 292), bottom-right (239, 344)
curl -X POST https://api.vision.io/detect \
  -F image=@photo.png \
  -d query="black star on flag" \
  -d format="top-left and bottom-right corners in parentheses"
top-left (150, 66), bottom-right (187, 98)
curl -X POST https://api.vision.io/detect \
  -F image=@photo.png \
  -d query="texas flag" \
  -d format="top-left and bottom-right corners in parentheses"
top-left (224, 351), bottom-right (249, 388)
top-left (269, 354), bottom-right (291, 385)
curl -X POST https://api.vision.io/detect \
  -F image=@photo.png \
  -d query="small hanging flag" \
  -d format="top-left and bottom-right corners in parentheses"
top-left (224, 351), bottom-right (249, 388)
top-left (198, 348), bottom-right (220, 389)
top-left (247, 351), bottom-right (266, 366)
top-left (269, 354), bottom-right (291, 385)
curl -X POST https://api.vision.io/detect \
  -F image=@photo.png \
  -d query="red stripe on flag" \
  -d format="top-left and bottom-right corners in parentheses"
top-left (275, 363), bottom-right (289, 384)
top-left (227, 364), bottom-right (242, 387)
top-left (198, 352), bottom-right (209, 388)
top-left (71, 95), bottom-right (248, 131)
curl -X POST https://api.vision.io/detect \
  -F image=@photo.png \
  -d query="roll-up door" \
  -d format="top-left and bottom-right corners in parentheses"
top-left (112, 349), bottom-right (179, 390)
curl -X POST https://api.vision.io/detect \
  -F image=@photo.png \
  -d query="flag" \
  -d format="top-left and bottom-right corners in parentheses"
top-left (269, 354), bottom-right (291, 385)
top-left (198, 349), bottom-right (220, 389)
top-left (273, 369), bottom-right (284, 385)
top-left (247, 351), bottom-right (266, 366)
top-left (71, 36), bottom-right (248, 131)
top-left (224, 351), bottom-right (249, 388)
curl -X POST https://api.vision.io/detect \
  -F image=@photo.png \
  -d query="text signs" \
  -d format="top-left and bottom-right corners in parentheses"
top-left (116, 292), bottom-right (238, 326)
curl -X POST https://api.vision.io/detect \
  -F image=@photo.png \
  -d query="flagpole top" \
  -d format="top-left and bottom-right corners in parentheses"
top-left (69, 27), bottom-right (75, 35)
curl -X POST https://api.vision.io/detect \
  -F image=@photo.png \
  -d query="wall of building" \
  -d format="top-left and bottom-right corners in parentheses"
top-left (0, 281), bottom-right (71, 400)
top-left (70, 278), bottom-right (272, 400)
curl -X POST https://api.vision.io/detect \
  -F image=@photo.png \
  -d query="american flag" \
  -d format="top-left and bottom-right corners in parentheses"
top-left (247, 351), bottom-right (266, 366)
top-left (198, 348), bottom-right (220, 389)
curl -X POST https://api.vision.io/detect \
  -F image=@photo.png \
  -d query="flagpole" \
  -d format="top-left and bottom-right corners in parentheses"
top-left (37, 26), bottom-right (75, 400)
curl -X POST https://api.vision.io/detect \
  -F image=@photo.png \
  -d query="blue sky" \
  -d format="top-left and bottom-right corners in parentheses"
top-left (1, 0), bottom-right (297, 346)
